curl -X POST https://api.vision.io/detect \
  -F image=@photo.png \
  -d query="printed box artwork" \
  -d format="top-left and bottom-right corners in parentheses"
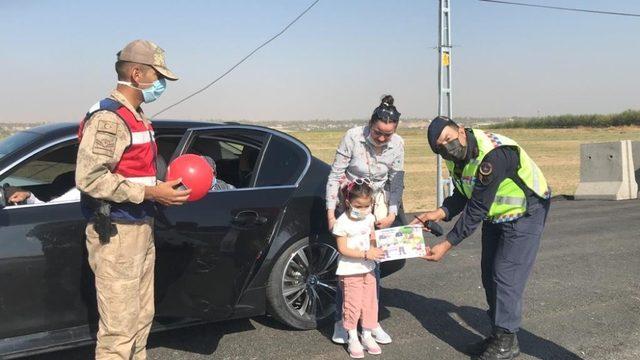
top-left (374, 225), bottom-right (427, 262)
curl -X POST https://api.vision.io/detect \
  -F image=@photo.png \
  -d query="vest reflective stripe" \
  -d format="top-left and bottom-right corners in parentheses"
top-left (87, 101), bottom-right (101, 114)
top-left (495, 195), bottom-right (527, 207)
top-left (131, 130), bottom-right (155, 145)
top-left (527, 157), bottom-right (550, 197)
top-left (445, 129), bottom-right (550, 223)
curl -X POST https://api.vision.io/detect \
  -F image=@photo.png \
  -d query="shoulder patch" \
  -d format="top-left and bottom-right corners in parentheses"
top-left (478, 161), bottom-right (494, 185)
top-left (97, 119), bottom-right (118, 135)
top-left (88, 116), bottom-right (121, 157)
top-left (479, 162), bottom-right (493, 176)
top-left (92, 132), bottom-right (117, 157)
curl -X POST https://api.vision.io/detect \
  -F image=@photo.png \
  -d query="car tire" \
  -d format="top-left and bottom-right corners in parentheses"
top-left (266, 237), bottom-right (339, 330)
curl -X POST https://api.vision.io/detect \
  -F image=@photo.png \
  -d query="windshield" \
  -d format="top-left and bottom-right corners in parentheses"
top-left (0, 131), bottom-right (41, 160)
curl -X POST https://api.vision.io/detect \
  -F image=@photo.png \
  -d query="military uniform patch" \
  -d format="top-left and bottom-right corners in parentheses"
top-left (478, 161), bottom-right (494, 185)
top-left (479, 162), bottom-right (493, 176)
top-left (91, 119), bottom-right (120, 157)
top-left (92, 133), bottom-right (116, 157)
top-left (97, 119), bottom-right (118, 135)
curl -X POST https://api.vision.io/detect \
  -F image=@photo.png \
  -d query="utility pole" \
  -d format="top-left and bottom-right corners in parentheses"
top-left (436, 0), bottom-right (453, 206)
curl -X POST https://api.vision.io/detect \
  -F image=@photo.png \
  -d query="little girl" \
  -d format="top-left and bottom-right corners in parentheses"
top-left (332, 180), bottom-right (385, 358)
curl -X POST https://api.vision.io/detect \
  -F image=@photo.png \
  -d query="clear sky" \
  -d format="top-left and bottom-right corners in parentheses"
top-left (1, 0), bottom-right (639, 123)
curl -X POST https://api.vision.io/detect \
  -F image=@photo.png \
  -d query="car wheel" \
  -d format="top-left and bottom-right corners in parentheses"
top-left (267, 238), bottom-right (339, 329)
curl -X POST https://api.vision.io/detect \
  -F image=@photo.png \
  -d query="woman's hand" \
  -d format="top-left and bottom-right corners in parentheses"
top-left (327, 209), bottom-right (337, 231)
top-left (375, 213), bottom-right (396, 229)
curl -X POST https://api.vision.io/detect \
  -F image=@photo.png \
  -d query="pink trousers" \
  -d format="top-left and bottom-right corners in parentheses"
top-left (340, 271), bottom-right (378, 330)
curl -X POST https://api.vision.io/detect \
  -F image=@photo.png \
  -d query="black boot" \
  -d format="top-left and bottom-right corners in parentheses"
top-left (465, 335), bottom-right (494, 356)
top-left (473, 329), bottom-right (520, 360)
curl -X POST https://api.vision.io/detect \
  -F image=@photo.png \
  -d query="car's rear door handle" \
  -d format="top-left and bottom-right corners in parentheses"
top-left (232, 210), bottom-right (268, 226)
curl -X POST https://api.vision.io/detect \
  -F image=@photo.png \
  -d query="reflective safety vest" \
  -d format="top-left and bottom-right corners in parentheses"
top-left (445, 129), bottom-right (551, 223)
top-left (78, 98), bottom-right (157, 221)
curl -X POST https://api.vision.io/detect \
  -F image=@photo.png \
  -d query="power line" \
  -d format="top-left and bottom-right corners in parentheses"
top-left (479, 0), bottom-right (640, 17)
top-left (152, 0), bottom-right (321, 118)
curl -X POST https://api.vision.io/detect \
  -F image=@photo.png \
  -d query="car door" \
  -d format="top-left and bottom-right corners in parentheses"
top-left (154, 126), bottom-right (307, 321)
top-left (0, 138), bottom-right (96, 339)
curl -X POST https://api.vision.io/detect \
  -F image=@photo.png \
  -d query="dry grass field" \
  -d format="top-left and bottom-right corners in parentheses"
top-left (289, 126), bottom-right (640, 213)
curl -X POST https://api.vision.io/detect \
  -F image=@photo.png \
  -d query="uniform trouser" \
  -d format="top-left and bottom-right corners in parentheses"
top-left (86, 218), bottom-right (155, 360)
top-left (481, 198), bottom-right (550, 333)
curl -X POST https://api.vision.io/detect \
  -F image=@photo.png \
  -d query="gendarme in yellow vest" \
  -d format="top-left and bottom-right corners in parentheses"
top-left (445, 129), bottom-right (551, 223)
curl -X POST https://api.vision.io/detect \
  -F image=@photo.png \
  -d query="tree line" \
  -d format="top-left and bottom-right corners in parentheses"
top-left (487, 110), bottom-right (640, 129)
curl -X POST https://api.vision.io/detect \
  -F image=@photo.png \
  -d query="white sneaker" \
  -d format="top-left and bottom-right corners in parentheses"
top-left (371, 326), bottom-right (392, 344)
top-left (332, 321), bottom-right (348, 344)
top-left (361, 335), bottom-right (382, 355)
top-left (347, 336), bottom-right (365, 359)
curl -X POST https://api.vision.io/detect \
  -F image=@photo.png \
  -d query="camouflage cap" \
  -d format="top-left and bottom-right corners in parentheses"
top-left (117, 39), bottom-right (178, 81)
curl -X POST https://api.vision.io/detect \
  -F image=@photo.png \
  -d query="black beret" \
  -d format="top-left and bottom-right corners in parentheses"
top-left (427, 116), bottom-right (457, 153)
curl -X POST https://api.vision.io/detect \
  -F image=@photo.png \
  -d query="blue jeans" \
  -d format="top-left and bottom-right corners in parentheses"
top-left (335, 262), bottom-right (381, 321)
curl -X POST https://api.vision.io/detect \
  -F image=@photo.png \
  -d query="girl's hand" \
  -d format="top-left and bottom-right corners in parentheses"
top-left (328, 218), bottom-right (336, 231)
top-left (366, 247), bottom-right (385, 261)
top-left (375, 213), bottom-right (396, 229)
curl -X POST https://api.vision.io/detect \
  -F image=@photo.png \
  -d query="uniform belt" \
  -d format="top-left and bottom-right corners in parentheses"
top-left (111, 217), bottom-right (154, 225)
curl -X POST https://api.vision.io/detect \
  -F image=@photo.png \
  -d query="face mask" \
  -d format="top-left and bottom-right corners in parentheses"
top-left (349, 206), bottom-right (371, 220)
top-left (118, 78), bottom-right (167, 103)
top-left (439, 138), bottom-right (467, 162)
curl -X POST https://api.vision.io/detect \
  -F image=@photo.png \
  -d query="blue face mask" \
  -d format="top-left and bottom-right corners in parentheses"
top-left (349, 206), bottom-right (371, 220)
top-left (118, 78), bottom-right (167, 103)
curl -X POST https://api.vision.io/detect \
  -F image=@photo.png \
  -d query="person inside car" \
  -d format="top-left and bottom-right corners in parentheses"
top-left (5, 186), bottom-right (80, 205)
top-left (5, 156), bottom-right (230, 206)
top-left (203, 156), bottom-right (235, 191)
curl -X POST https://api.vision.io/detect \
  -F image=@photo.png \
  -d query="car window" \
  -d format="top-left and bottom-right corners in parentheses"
top-left (0, 131), bottom-right (41, 160)
top-left (219, 141), bottom-right (243, 160)
top-left (155, 135), bottom-right (182, 164)
top-left (0, 142), bottom-right (78, 200)
top-left (185, 130), bottom-right (266, 189)
top-left (256, 135), bottom-right (307, 187)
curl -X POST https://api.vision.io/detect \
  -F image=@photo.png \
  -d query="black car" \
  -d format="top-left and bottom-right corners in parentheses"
top-left (0, 121), bottom-right (406, 358)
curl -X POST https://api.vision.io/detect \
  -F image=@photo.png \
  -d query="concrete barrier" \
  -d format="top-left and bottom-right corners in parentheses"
top-left (632, 141), bottom-right (640, 196)
top-left (574, 140), bottom-right (638, 200)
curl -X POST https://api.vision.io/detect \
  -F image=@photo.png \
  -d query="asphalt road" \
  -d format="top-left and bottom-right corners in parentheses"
top-left (26, 199), bottom-right (640, 360)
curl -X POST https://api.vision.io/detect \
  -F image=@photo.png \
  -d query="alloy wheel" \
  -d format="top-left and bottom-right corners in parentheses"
top-left (281, 242), bottom-right (338, 321)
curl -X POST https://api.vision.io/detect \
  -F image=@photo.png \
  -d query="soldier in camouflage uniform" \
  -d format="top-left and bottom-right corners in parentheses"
top-left (75, 40), bottom-right (191, 360)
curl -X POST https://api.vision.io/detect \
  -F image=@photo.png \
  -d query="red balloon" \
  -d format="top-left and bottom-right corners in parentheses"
top-left (166, 154), bottom-right (214, 201)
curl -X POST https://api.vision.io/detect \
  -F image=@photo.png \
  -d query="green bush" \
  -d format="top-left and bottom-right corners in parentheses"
top-left (487, 110), bottom-right (640, 129)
